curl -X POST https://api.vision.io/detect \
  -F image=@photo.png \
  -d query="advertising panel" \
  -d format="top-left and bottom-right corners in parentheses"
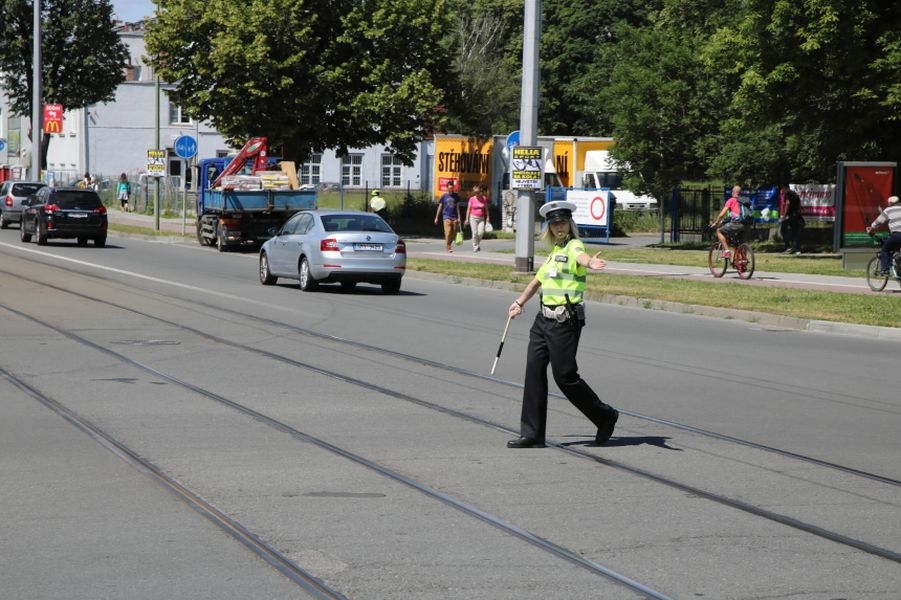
top-left (43, 104), bottom-right (64, 134)
top-left (793, 183), bottom-right (836, 221)
top-left (433, 136), bottom-right (493, 199)
top-left (147, 149), bottom-right (166, 177)
top-left (510, 146), bottom-right (543, 190)
top-left (835, 162), bottom-right (896, 249)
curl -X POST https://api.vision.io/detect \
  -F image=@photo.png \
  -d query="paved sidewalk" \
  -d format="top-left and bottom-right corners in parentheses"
top-left (109, 209), bottom-right (194, 236)
top-left (403, 235), bottom-right (882, 295)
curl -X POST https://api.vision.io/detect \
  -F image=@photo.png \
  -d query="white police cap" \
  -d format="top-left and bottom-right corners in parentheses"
top-left (539, 200), bottom-right (577, 222)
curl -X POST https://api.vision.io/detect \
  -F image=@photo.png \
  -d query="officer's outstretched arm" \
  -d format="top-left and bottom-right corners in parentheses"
top-left (578, 251), bottom-right (606, 271)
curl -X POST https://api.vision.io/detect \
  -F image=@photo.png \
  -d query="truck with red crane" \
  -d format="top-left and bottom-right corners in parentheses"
top-left (195, 137), bottom-right (317, 250)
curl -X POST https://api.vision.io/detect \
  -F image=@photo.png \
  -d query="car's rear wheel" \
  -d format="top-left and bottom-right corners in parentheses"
top-left (259, 253), bottom-right (277, 285)
top-left (298, 257), bottom-right (318, 291)
top-left (94, 236), bottom-right (106, 248)
top-left (20, 219), bottom-right (31, 243)
top-left (36, 222), bottom-right (48, 245)
top-left (381, 279), bottom-right (402, 295)
top-left (0, 213), bottom-right (8, 229)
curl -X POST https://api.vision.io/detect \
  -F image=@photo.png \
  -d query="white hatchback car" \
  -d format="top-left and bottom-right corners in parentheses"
top-left (259, 210), bottom-right (406, 294)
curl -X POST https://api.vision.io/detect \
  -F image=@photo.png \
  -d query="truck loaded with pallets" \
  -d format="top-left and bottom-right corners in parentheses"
top-left (195, 137), bottom-right (317, 251)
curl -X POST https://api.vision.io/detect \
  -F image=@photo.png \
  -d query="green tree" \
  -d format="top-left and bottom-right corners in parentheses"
top-left (598, 0), bottom-right (901, 189)
top-left (0, 0), bottom-right (129, 169)
top-left (540, 0), bottom-right (662, 137)
top-left (704, 0), bottom-right (901, 183)
top-left (145, 0), bottom-right (455, 163)
top-left (605, 26), bottom-right (716, 200)
top-left (444, 0), bottom-right (522, 136)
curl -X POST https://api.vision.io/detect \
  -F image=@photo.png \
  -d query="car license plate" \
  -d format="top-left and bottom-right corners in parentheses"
top-left (68, 212), bottom-right (89, 218)
top-left (355, 243), bottom-right (383, 251)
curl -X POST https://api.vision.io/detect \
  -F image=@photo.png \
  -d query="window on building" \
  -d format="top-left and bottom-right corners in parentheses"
top-left (341, 154), bottom-right (363, 187)
top-left (381, 153), bottom-right (403, 188)
top-left (300, 154), bottom-right (322, 186)
top-left (124, 61), bottom-right (142, 82)
top-left (168, 103), bottom-right (191, 125)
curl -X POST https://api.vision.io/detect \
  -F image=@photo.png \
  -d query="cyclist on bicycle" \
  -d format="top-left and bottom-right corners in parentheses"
top-left (712, 185), bottom-right (747, 259)
top-left (866, 195), bottom-right (901, 274)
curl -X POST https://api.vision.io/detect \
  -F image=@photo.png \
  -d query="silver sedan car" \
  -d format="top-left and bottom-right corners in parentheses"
top-left (259, 210), bottom-right (406, 294)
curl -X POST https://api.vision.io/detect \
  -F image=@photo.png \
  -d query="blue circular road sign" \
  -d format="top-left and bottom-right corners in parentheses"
top-left (174, 135), bottom-right (197, 159)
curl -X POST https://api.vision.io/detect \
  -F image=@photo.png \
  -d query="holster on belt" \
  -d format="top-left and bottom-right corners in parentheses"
top-left (541, 298), bottom-right (585, 325)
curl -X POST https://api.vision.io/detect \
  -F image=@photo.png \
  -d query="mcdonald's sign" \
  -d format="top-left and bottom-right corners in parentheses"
top-left (43, 103), bottom-right (64, 134)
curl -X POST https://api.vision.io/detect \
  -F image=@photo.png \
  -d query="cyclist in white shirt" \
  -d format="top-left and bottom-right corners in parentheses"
top-left (866, 195), bottom-right (901, 274)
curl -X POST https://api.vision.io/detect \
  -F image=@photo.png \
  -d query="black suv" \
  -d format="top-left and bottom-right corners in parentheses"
top-left (20, 186), bottom-right (108, 247)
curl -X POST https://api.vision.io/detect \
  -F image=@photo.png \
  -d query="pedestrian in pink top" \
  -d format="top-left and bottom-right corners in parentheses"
top-left (464, 184), bottom-right (490, 252)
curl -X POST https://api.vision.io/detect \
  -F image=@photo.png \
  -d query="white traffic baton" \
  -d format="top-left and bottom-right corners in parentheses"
top-left (490, 313), bottom-right (513, 375)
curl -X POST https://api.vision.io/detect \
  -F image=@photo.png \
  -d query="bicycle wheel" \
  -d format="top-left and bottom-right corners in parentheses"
top-left (708, 242), bottom-right (727, 278)
top-left (866, 256), bottom-right (889, 291)
top-left (734, 243), bottom-right (755, 280)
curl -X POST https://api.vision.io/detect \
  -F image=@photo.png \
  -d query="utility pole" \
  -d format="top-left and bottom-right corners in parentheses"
top-left (154, 0), bottom-right (161, 230)
top-left (155, 73), bottom-right (160, 231)
top-left (31, 0), bottom-right (42, 181)
top-left (514, 0), bottom-right (541, 273)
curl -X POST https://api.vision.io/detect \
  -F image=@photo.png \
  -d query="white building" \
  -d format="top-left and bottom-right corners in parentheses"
top-left (1, 20), bottom-right (432, 194)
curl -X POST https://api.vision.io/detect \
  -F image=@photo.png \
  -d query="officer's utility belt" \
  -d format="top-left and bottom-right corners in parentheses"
top-left (541, 303), bottom-right (584, 322)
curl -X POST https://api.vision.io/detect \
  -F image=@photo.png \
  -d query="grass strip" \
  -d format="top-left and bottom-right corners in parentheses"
top-left (407, 258), bottom-right (901, 329)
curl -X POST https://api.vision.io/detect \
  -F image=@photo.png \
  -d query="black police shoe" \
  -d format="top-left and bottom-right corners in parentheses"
top-left (595, 409), bottom-right (619, 445)
top-left (507, 437), bottom-right (546, 448)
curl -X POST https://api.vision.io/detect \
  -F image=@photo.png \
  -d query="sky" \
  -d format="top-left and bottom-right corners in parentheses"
top-left (111, 0), bottom-right (155, 22)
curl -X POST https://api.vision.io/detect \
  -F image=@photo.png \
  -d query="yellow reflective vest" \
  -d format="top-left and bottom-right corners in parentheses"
top-left (537, 238), bottom-right (587, 306)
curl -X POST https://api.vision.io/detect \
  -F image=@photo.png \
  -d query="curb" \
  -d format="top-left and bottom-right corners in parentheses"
top-left (405, 270), bottom-right (901, 340)
top-left (405, 270), bottom-right (808, 330)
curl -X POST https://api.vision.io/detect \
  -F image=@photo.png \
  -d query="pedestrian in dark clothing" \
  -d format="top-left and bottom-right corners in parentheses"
top-left (434, 181), bottom-right (462, 253)
top-left (779, 184), bottom-right (804, 254)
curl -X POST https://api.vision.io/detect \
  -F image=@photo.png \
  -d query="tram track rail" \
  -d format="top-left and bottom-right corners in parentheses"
top-left (2, 263), bottom-right (897, 489)
top-left (0, 268), bottom-right (899, 570)
top-left (0, 364), bottom-right (350, 600)
top-left (2, 246), bottom-right (900, 599)
top-left (0, 304), bottom-right (673, 600)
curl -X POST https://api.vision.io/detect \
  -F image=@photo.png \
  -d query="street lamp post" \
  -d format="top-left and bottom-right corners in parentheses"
top-left (31, 0), bottom-right (42, 180)
top-left (513, 0), bottom-right (541, 273)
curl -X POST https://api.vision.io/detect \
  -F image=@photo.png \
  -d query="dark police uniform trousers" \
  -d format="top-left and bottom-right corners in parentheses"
top-left (519, 307), bottom-right (614, 442)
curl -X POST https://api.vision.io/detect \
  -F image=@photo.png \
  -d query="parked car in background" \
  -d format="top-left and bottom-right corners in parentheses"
top-left (20, 186), bottom-right (108, 247)
top-left (259, 210), bottom-right (406, 294)
top-left (0, 181), bottom-right (47, 228)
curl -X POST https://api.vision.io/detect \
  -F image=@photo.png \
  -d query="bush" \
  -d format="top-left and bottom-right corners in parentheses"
top-left (613, 209), bottom-right (662, 235)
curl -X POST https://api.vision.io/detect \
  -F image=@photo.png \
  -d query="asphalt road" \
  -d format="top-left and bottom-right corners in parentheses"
top-left (0, 227), bottom-right (898, 599)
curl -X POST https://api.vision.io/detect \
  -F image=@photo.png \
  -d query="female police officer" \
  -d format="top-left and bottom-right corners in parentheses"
top-left (506, 200), bottom-right (619, 448)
